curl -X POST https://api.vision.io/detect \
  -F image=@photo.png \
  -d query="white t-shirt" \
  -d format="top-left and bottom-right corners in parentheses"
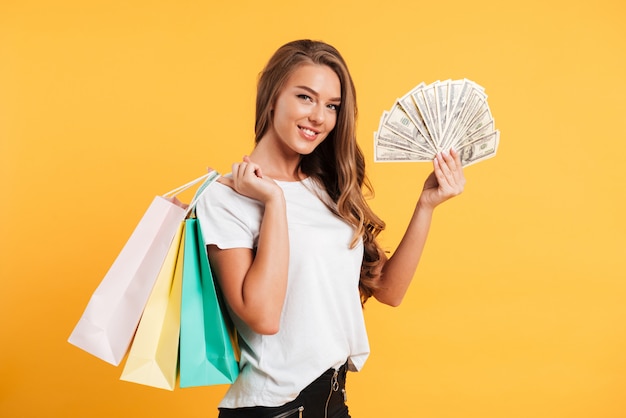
top-left (195, 177), bottom-right (370, 408)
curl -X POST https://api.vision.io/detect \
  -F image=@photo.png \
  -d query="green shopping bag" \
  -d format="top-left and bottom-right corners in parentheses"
top-left (179, 217), bottom-right (239, 388)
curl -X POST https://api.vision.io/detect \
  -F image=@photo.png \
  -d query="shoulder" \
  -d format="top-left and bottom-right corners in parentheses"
top-left (196, 175), bottom-right (263, 220)
top-left (203, 175), bottom-right (259, 205)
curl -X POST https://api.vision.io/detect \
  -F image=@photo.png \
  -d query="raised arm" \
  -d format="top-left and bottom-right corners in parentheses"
top-left (373, 149), bottom-right (466, 306)
top-left (207, 157), bottom-right (289, 335)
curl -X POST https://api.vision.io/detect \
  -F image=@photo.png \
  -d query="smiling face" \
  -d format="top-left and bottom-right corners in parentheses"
top-left (263, 63), bottom-right (341, 157)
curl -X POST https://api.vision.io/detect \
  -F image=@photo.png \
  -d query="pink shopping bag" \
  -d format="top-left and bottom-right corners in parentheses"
top-left (68, 172), bottom-right (219, 366)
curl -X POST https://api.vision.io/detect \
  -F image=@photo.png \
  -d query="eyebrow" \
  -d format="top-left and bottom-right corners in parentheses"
top-left (295, 85), bottom-right (341, 102)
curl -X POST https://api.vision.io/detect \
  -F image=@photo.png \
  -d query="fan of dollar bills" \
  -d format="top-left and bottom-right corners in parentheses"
top-left (374, 79), bottom-right (499, 167)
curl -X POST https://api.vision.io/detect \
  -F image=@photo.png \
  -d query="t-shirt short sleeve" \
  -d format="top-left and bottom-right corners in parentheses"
top-left (195, 180), bottom-right (262, 250)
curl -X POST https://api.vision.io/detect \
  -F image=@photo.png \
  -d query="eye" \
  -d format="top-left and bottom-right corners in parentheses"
top-left (327, 103), bottom-right (340, 112)
top-left (297, 94), bottom-right (313, 102)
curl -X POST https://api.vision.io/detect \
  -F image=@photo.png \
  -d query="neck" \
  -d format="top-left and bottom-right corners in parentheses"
top-left (249, 139), bottom-right (305, 182)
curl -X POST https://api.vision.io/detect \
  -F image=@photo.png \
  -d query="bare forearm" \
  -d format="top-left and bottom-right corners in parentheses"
top-left (241, 197), bottom-right (289, 331)
top-left (374, 202), bottom-right (434, 306)
top-left (374, 150), bottom-right (466, 306)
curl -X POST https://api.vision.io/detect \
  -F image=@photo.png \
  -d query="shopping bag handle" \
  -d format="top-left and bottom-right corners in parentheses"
top-left (187, 170), bottom-right (220, 214)
top-left (163, 171), bottom-right (216, 199)
top-left (161, 170), bottom-right (220, 218)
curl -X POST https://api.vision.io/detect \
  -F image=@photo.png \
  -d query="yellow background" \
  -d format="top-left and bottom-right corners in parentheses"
top-left (1, 0), bottom-right (625, 417)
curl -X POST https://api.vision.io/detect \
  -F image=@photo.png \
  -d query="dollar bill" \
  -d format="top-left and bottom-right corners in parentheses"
top-left (376, 122), bottom-right (433, 156)
top-left (458, 130), bottom-right (499, 167)
top-left (374, 134), bottom-right (432, 162)
top-left (381, 103), bottom-right (436, 154)
top-left (436, 80), bottom-right (450, 142)
top-left (397, 86), bottom-right (436, 151)
top-left (412, 86), bottom-right (440, 149)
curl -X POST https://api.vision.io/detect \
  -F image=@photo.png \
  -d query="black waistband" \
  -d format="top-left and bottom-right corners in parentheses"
top-left (218, 361), bottom-right (350, 417)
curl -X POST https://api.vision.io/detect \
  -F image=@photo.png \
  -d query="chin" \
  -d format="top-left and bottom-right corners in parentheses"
top-left (298, 148), bottom-right (317, 156)
top-left (291, 141), bottom-right (320, 156)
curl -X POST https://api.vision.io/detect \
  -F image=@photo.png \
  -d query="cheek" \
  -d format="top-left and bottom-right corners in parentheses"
top-left (328, 112), bottom-right (339, 131)
top-left (274, 99), bottom-right (300, 122)
top-left (271, 103), bottom-right (290, 128)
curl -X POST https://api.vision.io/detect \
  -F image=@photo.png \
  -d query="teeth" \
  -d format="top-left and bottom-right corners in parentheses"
top-left (301, 127), bottom-right (316, 136)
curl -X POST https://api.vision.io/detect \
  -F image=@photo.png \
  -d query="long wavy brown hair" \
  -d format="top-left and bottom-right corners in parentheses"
top-left (255, 39), bottom-right (386, 304)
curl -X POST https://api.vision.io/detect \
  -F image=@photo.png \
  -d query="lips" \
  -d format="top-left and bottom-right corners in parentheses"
top-left (298, 125), bottom-right (320, 140)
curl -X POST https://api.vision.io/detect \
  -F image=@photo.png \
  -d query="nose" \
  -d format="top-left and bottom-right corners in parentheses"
top-left (308, 103), bottom-right (325, 124)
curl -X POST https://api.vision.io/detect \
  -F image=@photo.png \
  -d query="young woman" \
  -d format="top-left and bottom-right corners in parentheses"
top-left (196, 39), bottom-right (465, 418)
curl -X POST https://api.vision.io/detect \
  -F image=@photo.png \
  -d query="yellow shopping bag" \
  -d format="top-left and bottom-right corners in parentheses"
top-left (120, 221), bottom-right (185, 390)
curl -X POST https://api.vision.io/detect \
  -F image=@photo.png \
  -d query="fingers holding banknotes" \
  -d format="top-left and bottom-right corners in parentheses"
top-left (419, 148), bottom-right (465, 210)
